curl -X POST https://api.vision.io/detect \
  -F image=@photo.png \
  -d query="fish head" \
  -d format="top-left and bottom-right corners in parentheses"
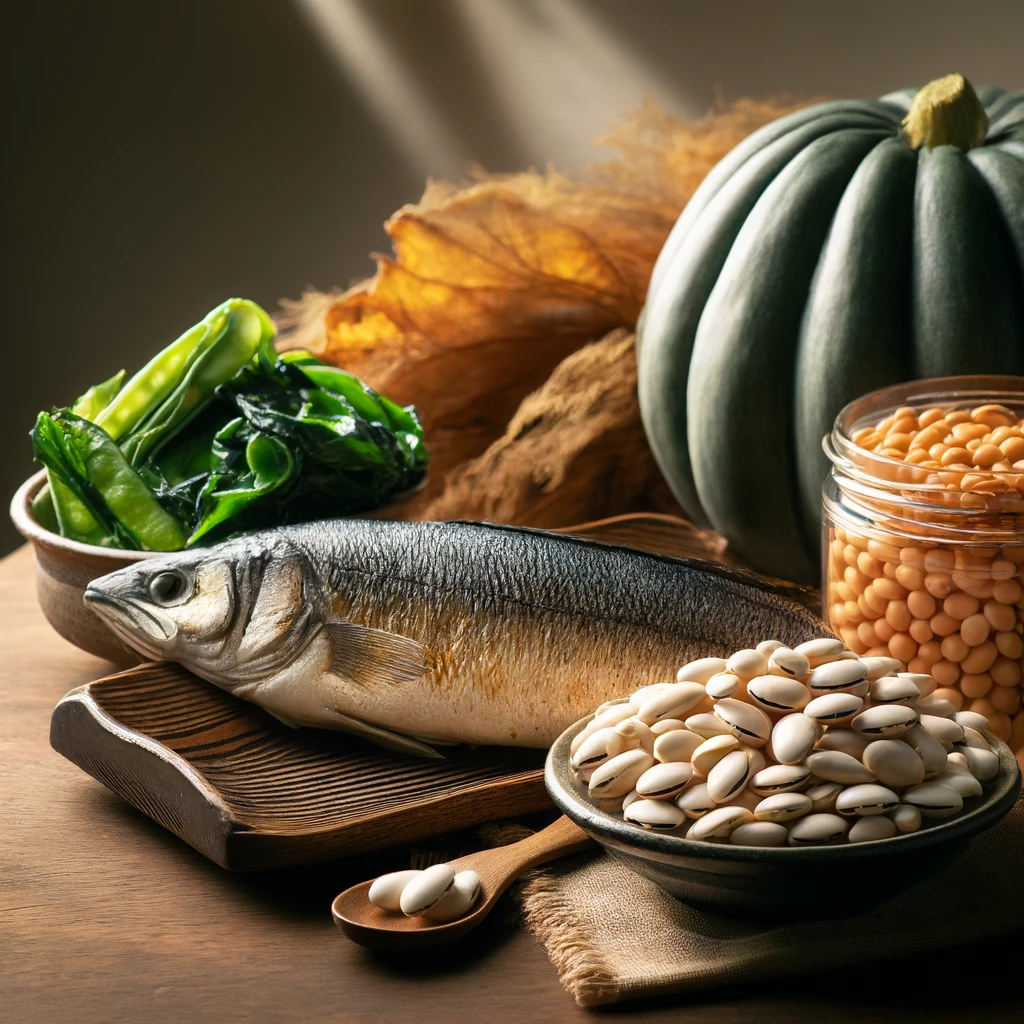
top-left (83, 533), bottom-right (321, 683)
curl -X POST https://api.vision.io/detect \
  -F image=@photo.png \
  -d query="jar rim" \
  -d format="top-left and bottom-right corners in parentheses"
top-left (824, 375), bottom-right (1024, 541)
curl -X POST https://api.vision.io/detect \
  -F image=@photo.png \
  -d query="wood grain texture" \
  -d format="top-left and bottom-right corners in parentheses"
top-left (50, 663), bottom-right (549, 869)
top-left (4, 542), bottom-right (1024, 1024)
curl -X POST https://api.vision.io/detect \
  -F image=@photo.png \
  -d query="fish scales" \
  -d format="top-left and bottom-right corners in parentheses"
top-left (84, 519), bottom-right (828, 753)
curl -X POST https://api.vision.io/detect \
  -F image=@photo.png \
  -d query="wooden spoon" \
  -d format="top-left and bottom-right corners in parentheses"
top-left (332, 815), bottom-right (595, 950)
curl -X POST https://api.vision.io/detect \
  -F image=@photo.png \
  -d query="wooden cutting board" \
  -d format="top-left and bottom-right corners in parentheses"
top-left (48, 513), bottom-right (739, 870)
top-left (50, 663), bottom-right (550, 870)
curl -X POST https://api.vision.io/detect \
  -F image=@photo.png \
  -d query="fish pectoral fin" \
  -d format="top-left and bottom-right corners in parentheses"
top-left (317, 706), bottom-right (445, 759)
top-left (323, 621), bottom-right (428, 688)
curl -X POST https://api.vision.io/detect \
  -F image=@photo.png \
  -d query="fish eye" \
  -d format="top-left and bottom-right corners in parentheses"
top-left (147, 571), bottom-right (188, 606)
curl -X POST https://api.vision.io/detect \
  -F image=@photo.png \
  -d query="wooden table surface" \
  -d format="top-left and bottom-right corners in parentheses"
top-left (3, 543), bottom-right (1022, 1023)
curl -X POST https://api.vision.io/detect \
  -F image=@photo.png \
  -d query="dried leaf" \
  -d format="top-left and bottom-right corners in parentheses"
top-left (278, 97), bottom-right (813, 514)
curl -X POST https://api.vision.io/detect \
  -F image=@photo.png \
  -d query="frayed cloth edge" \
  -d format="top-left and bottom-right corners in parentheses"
top-left (518, 865), bottom-right (620, 1007)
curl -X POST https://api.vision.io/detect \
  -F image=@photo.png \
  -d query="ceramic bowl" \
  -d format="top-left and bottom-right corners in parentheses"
top-left (10, 470), bottom-right (155, 664)
top-left (545, 716), bottom-right (1021, 915)
top-left (11, 469), bottom-right (430, 665)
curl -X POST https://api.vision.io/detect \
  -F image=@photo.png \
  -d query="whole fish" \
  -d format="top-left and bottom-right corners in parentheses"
top-left (83, 520), bottom-right (828, 756)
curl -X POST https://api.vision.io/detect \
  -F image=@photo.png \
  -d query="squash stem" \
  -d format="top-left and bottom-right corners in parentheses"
top-left (902, 74), bottom-right (989, 150)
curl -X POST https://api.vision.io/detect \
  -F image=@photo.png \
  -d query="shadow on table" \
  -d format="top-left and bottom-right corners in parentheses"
top-left (588, 929), bottom-right (1024, 1019)
top-left (87, 789), bottom-right (1024, 1013)
top-left (88, 786), bottom-right (540, 974)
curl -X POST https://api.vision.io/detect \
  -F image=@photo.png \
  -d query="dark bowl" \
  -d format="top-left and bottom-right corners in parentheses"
top-left (545, 717), bottom-right (1021, 916)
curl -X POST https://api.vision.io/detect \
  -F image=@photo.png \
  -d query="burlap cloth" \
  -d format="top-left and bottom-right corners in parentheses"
top-left (512, 796), bottom-right (1024, 1007)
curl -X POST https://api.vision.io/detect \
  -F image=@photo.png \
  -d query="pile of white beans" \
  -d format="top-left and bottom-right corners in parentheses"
top-left (367, 864), bottom-right (481, 921)
top-left (569, 638), bottom-right (1000, 846)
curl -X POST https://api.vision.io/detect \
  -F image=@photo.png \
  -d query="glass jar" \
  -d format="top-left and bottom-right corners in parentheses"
top-left (822, 375), bottom-right (1024, 755)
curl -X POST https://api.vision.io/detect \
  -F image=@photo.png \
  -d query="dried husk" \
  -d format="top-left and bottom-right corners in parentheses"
top-left (419, 329), bottom-right (671, 526)
top-left (278, 98), bottom-right (811, 526)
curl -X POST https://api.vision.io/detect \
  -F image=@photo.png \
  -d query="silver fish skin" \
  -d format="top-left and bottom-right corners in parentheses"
top-left (83, 519), bottom-right (828, 754)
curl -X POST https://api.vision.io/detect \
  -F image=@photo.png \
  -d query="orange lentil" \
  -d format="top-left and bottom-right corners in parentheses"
top-left (960, 613), bottom-right (991, 647)
top-left (918, 408), bottom-right (946, 428)
top-left (861, 584), bottom-right (889, 614)
top-left (931, 687), bottom-right (965, 711)
top-left (894, 564), bottom-right (925, 590)
top-left (991, 687), bottom-right (1022, 716)
top-left (929, 613), bottom-right (961, 637)
top-left (995, 631), bottom-right (1024, 659)
top-left (940, 634), bottom-right (970, 662)
top-left (1000, 436), bottom-right (1024, 462)
top-left (908, 618), bottom-right (933, 644)
top-left (961, 641), bottom-right (998, 675)
top-left (872, 578), bottom-right (907, 601)
top-left (959, 673), bottom-right (994, 698)
top-left (906, 589), bottom-right (937, 619)
top-left (930, 659), bottom-right (960, 686)
top-left (874, 618), bottom-right (897, 643)
top-left (884, 599), bottom-right (912, 632)
top-left (857, 622), bottom-right (878, 648)
top-left (991, 657), bottom-right (1022, 688)
top-left (887, 632), bottom-right (917, 662)
top-left (941, 447), bottom-right (973, 466)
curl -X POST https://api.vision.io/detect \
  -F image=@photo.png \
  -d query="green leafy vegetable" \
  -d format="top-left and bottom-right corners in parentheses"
top-left (188, 425), bottom-right (297, 544)
top-left (29, 299), bottom-right (427, 551)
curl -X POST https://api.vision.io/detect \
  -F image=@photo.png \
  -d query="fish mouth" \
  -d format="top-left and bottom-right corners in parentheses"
top-left (84, 588), bottom-right (178, 646)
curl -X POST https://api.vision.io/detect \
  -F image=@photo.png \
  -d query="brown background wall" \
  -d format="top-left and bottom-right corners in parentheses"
top-left (3, 0), bottom-right (1022, 554)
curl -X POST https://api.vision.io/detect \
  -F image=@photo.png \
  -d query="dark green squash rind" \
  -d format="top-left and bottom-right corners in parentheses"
top-left (638, 86), bottom-right (1022, 583)
top-left (639, 114), bottom-right (900, 527)
top-left (794, 138), bottom-right (919, 556)
top-left (969, 148), bottom-right (1024, 272)
top-left (878, 88), bottom-right (917, 112)
top-left (987, 93), bottom-right (1024, 131)
top-left (969, 147), bottom-right (1024, 362)
top-left (976, 86), bottom-right (1008, 108)
top-left (644, 100), bottom-right (901, 302)
top-left (686, 129), bottom-right (889, 583)
top-left (913, 146), bottom-right (1024, 378)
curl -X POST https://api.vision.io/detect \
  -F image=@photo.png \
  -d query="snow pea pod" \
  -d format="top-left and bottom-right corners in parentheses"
top-left (32, 412), bottom-right (131, 547)
top-left (30, 484), bottom-right (61, 534)
top-left (32, 412), bottom-right (187, 551)
top-left (93, 320), bottom-right (211, 442)
top-left (32, 368), bottom-right (129, 532)
top-left (49, 475), bottom-right (109, 545)
top-left (119, 299), bottom-right (274, 466)
top-left (73, 369), bottom-right (126, 422)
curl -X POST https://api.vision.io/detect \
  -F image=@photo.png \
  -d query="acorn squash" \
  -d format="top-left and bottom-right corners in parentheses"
top-left (637, 75), bottom-right (1024, 584)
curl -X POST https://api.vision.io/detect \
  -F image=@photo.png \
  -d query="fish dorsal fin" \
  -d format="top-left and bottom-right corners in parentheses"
top-left (315, 705), bottom-right (445, 759)
top-left (323, 621), bottom-right (428, 689)
top-left (557, 513), bottom-right (745, 566)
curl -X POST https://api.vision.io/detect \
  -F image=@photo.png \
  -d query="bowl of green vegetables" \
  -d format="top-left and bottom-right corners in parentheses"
top-left (10, 298), bottom-right (428, 664)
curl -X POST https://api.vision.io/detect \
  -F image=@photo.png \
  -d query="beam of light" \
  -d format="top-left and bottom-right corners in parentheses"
top-left (451, 0), bottom-right (695, 170)
top-left (292, 0), bottom-right (472, 178)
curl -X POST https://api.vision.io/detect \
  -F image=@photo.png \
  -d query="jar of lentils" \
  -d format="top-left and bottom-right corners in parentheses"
top-left (823, 376), bottom-right (1024, 764)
